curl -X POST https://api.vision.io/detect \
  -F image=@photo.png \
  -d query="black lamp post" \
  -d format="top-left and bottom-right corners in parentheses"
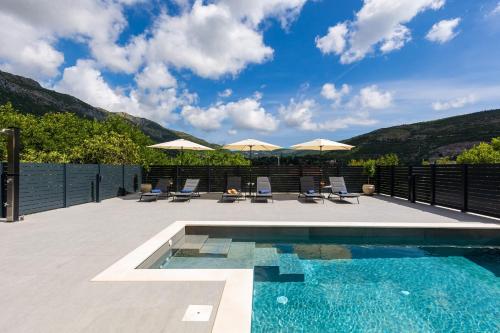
top-left (1, 127), bottom-right (20, 222)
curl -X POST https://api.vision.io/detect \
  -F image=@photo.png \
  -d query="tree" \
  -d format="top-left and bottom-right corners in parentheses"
top-left (71, 132), bottom-right (141, 165)
top-left (456, 138), bottom-right (500, 164)
top-left (376, 153), bottom-right (399, 166)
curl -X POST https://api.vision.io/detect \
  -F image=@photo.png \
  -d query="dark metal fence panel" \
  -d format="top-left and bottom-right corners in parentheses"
top-left (413, 166), bottom-right (432, 203)
top-left (66, 164), bottom-right (98, 206)
top-left (143, 166), bottom-right (176, 190)
top-left (339, 166), bottom-right (365, 192)
top-left (99, 164), bottom-right (124, 200)
top-left (269, 166), bottom-right (302, 192)
top-left (434, 165), bottom-right (463, 210)
top-left (19, 163), bottom-right (65, 215)
top-left (467, 164), bottom-right (500, 218)
top-left (124, 165), bottom-right (142, 193)
top-left (377, 166), bottom-right (392, 195)
top-left (393, 166), bottom-right (409, 198)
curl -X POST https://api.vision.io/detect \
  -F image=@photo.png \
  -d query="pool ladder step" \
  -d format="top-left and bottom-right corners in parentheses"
top-left (278, 253), bottom-right (304, 282)
top-left (254, 247), bottom-right (279, 267)
top-left (173, 235), bottom-right (209, 256)
top-left (199, 238), bottom-right (232, 256)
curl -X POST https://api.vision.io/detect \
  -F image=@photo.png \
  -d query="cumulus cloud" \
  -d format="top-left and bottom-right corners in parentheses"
top-left (491, 2), bottom-right (500, 16)
top-left (431, 94), bottom-right (476, 111)
top-left (426, 18), bottom-right (461, 43)
top-left (320, 83), bottom-right (351, 104)
top-left (279, 99), bottom-right (318, 130)
top-left (181, 94), bottom-right (279, 132)
top-left (135, 63), bottom-right (177, 90)
top-left (315, 23), bottom-right (348, 55)
top-left (218, 89), bottom-right (233, 98)
top-left (279, 98), bottom-right (377, 132)
top-left (356, 85), bottom-right (393, 109)
top-left (54, 59), bottom-right (194, 124)
top-left (0, 0), bottom-right (144, 78)
top-left (218, 0), bottom-right (307, 29)
top-left (316, 0), bottom-right (445, 64)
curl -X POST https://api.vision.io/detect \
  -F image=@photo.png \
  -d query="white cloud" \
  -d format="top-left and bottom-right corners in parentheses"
top-left (316, 0), bottom-right (445, 64)
top-left (135, 63), bottom-right (177, 90)
top-left (379, 24), bottom-right (411, 53)
top-left (144, 0), bottom-right (310, 79)
top-left (0, 0), bottom-right (144, 78)
top-left (218, 89), bottom-right (233, 98)
top-left (218, 0), bottom-right (307, 29)
top-left (426, 18), bottom-right (461, 44)
top-left (431, 94), bottom-right (476, 111)
top-left (491, 2), bottom-right (500, 16)
top-left (0, 12), bottom-right (63, 78)
top-left (279, 98), bottom-right (377, 132)
top-left (320, 83), bottom-right (351, 104)
top-left (54, 59), bottom-right (194, 124)
top-left (315, 23), bottom-right (348, 55)
top-left (279, 99), bottom-right (318, 130)
top-left (357, 85), bottom-right (393, 109)
top-left (181, 105), bottom-right (228, 131)
top-left (181, 94), bottom-right (279, 132)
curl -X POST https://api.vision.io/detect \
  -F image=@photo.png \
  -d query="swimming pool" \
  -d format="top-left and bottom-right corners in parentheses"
top-left (152, 234), bottom-right (500, 332)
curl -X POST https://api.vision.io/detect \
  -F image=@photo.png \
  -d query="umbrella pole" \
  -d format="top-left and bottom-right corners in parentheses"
top-left (249, 146), bottom-right (253, 197)
top-left (320, 146), bottom-right (323, 183)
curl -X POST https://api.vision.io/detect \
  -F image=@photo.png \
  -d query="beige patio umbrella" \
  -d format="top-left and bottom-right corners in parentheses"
top-left (148, 139), bottom-right (213, 165)
top-left (291, 138), bottom-right (354, 155)
top-left (148, 139), bottom-right (214, 151)
top-left (149, 139), bottom-right (213, 189)
top-left (223, 139), bottom-right (281, 161)
top-left (291, 139), bottom-right (354, 181)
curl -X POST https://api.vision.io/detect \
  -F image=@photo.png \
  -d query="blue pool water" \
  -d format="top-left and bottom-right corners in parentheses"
top-left (252, 245), bottom-right (500, 333)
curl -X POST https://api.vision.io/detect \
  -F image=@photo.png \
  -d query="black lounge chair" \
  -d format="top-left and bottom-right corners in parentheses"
top-left (171, 179), bottom-right (200, 201)
top-left (328, 177), bottom-right (360, 204)
top-left (221, 176), bottom-right (243, 202)
top-left (298, 176), bottom-right (324, 203)
top-left (139, 178), bottom-right (172, 201)
top-left (254, 177), bottom-right (273, 202)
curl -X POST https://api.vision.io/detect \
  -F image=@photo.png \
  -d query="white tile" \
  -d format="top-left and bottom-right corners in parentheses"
top-left (182, 305), bottom-right (213, 322)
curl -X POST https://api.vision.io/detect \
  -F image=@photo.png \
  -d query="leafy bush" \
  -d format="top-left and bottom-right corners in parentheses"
top-left (456, 138), bottom-right (500, 164)
top-left (0, 102), bottom-right (249, 167)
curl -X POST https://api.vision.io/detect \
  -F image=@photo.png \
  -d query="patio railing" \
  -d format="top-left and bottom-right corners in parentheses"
top-left (0, 163), bottom-right (142, 216)
top-left (145, 164), bottom-right (500, 219)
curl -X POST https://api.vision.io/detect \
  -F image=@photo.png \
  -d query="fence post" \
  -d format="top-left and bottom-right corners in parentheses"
top-left (430, 164), bottom-right (436, 205)
top-left (0, 162), bottom-right (4, 218)
top-left (407, 166), bottom-right (413, 202)
top-left (96, 164), bottom-right (101, 203)
top-left (462, 164), bottom-right (468, 212)
top-left (176, 165), bottom-right (180, 192)
top-left (390, 166), bottom-right (395, 197)
top-left (63, 164), bottom-right (68, 207)
top-left (207, 166), bottom-right (211, 193)
top-left (121, 164), bottom-right (125, 196)
top-left (375, 165), bottom-right (380, 194)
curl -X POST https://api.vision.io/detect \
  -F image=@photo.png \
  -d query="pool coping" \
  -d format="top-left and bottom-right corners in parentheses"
top-left (92, 220), bottom-right (500, 332)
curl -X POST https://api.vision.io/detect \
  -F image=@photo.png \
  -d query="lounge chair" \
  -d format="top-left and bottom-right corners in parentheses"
top-left (328, 177), bottom-right (360, 204)
top-left (221, 176), bottom-right (243, 202)
top-left (298, 176), bottom-right (324, 203)
top-left (254, 177), bottom-right (273, 202)
top-left (139, 178), bottom-right (172, 201)
top-left (171, 179), bottom-right (200, 201)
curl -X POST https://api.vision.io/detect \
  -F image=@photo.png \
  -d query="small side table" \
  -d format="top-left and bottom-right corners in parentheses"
top-left (321, 185), bottom-right (332, 196)
top-left (246, 182), bottom-right (255, 198)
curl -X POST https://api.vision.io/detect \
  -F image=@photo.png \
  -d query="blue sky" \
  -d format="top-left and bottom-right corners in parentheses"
top-left (1, 0), bottom-right (500, 146)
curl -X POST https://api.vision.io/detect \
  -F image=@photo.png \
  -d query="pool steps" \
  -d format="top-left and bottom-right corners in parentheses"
top-left (199, 238), bottom-right (232, 256)
top-left (169, 236), bottom-right (305, 281)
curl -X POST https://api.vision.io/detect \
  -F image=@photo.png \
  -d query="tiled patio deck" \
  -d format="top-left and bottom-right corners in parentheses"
top-left (0, 193), bottom-right (498, 333)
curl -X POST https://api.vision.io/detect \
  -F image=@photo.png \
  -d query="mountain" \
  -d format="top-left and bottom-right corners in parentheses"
top-left (0, 70), bottom-right (215, 147)
top-left (340, 109), bottom-right (500, 164)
